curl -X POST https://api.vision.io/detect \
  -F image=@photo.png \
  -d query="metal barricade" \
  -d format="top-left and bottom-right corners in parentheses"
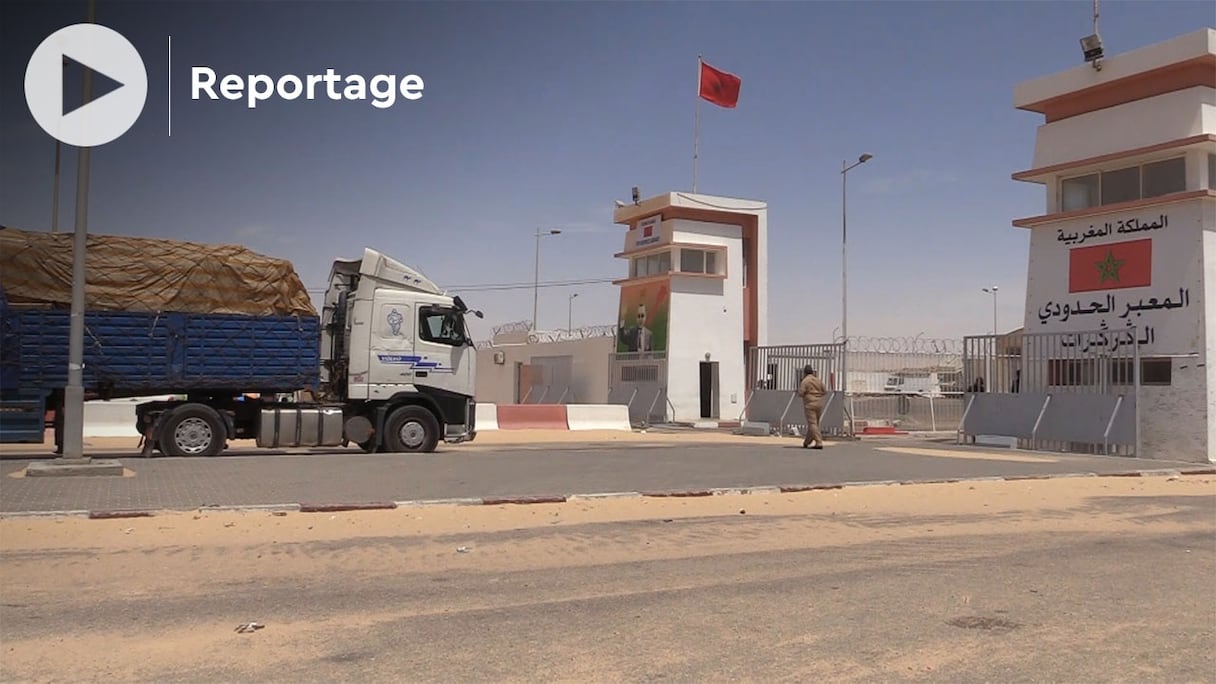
top-left (959, 328), bottom-right (1140, 456)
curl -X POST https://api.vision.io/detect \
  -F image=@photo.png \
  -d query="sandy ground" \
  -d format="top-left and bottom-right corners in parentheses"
top-left (2, 475), bottom-right (1213, 682)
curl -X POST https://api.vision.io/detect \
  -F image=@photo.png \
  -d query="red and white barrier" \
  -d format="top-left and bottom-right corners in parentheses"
top-left (473, 403), bottom-right (631, 432)
top-left (495, 404), bottom-right (569, 430)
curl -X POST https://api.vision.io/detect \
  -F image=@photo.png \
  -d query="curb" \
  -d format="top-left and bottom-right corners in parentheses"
top-left (3, 468), bottom-right (1214, 520)
top-left (392, 497), bottom-right (484, 507)
top-left (780, 484), bottom-right (844, 493)
top-left (567, 492), bottom-right (643, 501)
top-left (641, 490), bottom-right (714, 498)
top-left (298, 502), bottom-right (398, 513)
top-left (88, 510), bottom-right (153, 520)
top-left (481, 495), bottom-right (568, 506)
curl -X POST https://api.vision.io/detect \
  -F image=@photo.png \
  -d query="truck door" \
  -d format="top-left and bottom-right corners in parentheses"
top-left (365, 290), bottom-right (417, 396)
top-left (414, 303), bottom-right (470, 395)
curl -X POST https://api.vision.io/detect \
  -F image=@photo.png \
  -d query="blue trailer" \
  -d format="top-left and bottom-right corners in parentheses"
top-left (0, 285), bottom-right (321, 448)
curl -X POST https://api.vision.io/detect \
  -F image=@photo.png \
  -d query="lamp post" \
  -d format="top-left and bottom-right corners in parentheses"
top-left (982, 285), bottom-right (999, 335)
top-left (840, 153), bottom-right (873, 420)
top-left (532, 228), bottom-right (562, 331)
top-left (568, 292), bottom-right (578, 333)
top-left (51, 56), bottom-right (68, 233)
top-left (61, 0), bottom-right (97, 460)
top-left (982, 286), bottom-right (999, 392)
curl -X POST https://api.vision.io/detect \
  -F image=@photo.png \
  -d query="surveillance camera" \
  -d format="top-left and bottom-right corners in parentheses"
top-left (614, 200), bottom-right (627, 208)
top-left (631, 186), bottom-right (640, 204)
top-left (1080, 33), bottom-right (1103, 63)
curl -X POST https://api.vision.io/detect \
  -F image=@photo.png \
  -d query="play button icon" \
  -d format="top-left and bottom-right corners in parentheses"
top-left (25, 23), bottom-right (148, 148)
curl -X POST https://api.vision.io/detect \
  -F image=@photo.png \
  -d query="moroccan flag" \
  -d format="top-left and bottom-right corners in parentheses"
top-left (1068, 239), bottom-right (1152, 293)
top-left (699, 60), bottom-right (741, 108)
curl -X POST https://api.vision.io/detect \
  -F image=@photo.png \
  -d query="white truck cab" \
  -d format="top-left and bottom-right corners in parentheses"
top-left (319, 248), bottom-right (480, 451)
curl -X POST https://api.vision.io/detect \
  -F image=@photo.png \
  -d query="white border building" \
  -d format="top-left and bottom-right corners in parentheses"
top-left (612, 192), bottom-right (768, 424)
top-left (1012, 28), bottom-right (1216, 461)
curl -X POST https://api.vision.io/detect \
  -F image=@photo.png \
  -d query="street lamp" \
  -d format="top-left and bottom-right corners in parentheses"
top-left (568, 292), bottom-right (579, 332)
top-left (840, 152), bottom-right (873, 412)
top-left (62, 0), bottom-right (97, 461)
top-left (532, 228), bottom-right (562, 330)
top-left (982, 286), bottom-right (999, 335)
top-left (982, 286), bottom-right (999, 393)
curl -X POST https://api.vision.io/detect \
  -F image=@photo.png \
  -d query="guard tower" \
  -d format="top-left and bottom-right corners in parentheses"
top-left (1012, 27), bottom-right (1216, 461)
top-left (611, 192), bottom-right (767, 424)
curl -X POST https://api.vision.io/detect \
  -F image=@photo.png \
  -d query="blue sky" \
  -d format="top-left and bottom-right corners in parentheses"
top-left (1, 1), bottom-right (1212, 344)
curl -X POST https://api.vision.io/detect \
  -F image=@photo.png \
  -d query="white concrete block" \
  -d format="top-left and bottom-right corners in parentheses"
top-left (475, 402), bottom-right (499, 431)
top-left (974, 435), bottom-right (1018, 448)
top-left (82, 401), bottom-right (140, 438)
top-left (565, 404), bottom-right (631, 431)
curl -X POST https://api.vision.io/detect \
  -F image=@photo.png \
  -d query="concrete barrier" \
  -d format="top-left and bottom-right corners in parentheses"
top-left (83, 396), bottom-right (178, 438)
top-left (566, 404), bottom-right (631, 431)
top-left (495, 404), bottom-right (569, 430)
top-left (83, 399), bottom-right (139, 438)
top-left (475, 402), bottom-right (499, 431)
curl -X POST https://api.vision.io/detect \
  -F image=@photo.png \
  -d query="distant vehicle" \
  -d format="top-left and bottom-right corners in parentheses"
top-left (882, 372), bottom-right (944, 397)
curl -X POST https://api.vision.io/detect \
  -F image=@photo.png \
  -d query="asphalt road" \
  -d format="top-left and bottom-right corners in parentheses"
top-left (0, 439), bottom-right (1204, 513)
top-left (2, 476), bottom-right (1213, 682)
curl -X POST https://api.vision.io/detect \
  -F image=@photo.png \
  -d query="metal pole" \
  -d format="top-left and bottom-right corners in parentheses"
top-left (1133, 325), bottom-right (1141, 457)
top-left (693, 55), bottom-right (702, 193)
top-left (568, 293), bottom-right (577, 333)
top-left (532, 228), bottom-right (540, 331)
top-left (990, 286), bottom-right (1000, 335)
top-left (62, 0), bottom-right (96, 461)
top-left (985, 345), bottom-right (992, 395)
top-left (838, 154), bottom-right (872, 434)
top-left (51, 140), bottom-right (62, 233)
top-left (991, 292), bottom-right (997, 392)
top-left (51, 56), bottom-right (69, 233)
top-left (841, 159), bottom-right (848, 403)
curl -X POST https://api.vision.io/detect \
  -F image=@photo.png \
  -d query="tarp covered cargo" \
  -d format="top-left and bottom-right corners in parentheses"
top-left (0, 226), bottom-right (316, 317)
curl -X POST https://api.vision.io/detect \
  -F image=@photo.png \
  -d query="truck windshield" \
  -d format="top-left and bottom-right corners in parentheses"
top-left (419, 306), bottom-right (471, 347)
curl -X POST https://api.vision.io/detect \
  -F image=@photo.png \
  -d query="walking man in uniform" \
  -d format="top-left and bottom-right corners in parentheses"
top-left (798, 364), bottom-right (827, 449)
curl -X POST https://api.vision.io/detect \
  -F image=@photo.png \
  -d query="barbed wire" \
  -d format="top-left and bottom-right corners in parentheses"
top-left (844, 336), bottom-right (965, 355)
top-left (526, 325), bottom-right (617, 344)
top-left (491, 320), bottom-right (533, 335)
top-left (477, 323), bottom-right (616, 348)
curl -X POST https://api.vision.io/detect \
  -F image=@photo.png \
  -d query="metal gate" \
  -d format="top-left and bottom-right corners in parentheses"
top-left (743, 338), bottom-right (967, 435)
top-left (522, 355), bottom-right (575, 404)
top-left (959, 327), bottom-right (1141, 455)
top-left (742, 343), bottom-right (847, 436)
top-left (607, 352), bottom-right (668, 426)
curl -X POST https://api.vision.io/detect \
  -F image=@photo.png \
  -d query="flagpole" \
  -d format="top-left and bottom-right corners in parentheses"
top-left (693, 54), bottom-right (702, 193)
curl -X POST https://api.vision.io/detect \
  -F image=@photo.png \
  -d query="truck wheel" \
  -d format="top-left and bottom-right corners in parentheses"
top-left (159, 404), bottom-right (225, 457)
top-left (384, 405), bottom-right (439, 453)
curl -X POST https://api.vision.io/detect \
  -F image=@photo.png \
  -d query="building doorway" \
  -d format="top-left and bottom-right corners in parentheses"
top-left (699, 361), bottom-right (719, 419)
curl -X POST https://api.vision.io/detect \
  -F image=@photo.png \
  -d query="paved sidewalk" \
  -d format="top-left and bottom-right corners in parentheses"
top-left (2, 435), bottom-right (1208, 514)
top-left (0, 428), bottom-right (796, 459)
